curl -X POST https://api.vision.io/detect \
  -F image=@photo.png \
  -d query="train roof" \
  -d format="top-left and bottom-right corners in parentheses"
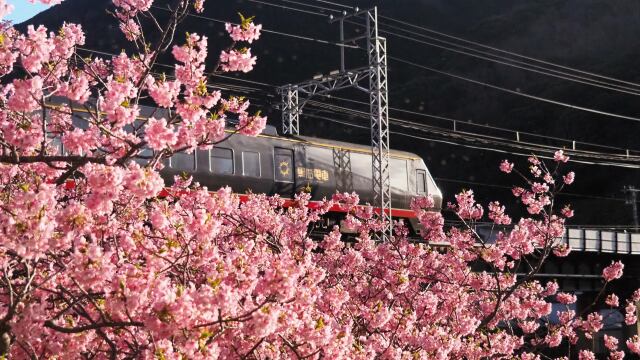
top-left (283, 134), bottom-right (422, 161)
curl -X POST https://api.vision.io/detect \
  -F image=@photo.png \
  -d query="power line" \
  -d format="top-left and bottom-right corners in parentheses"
top-left (389, 56), bottom-right (640, 124)
top-left (306, 100), bottom-right (640, 163)
top-left (246, 0), bottom-right (327, 17)
top-left (379, 14), bottom-right (640, 90)
top-left (149, 5), bottom-right (357, 49)
top-left (308, 0), bottom-right (352, 9)
top-left (302, 109), bottom-right (640, 169)
top-left (78, 45), bottom-right (640, 162)
top-left (377, 24), bottom-right (640, 97)
top-left (276, 0), bottom-right (341, 13)
top-left (315, 93), bottom-right (640, 154)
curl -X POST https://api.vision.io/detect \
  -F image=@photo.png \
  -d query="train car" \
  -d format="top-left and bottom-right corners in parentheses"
top-left (51, 102), bottom-right (442, 235)
top-left (162, 125), bottom-right (442, 235)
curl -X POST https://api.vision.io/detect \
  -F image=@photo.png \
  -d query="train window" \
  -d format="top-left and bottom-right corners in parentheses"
top-left (274, 148), bottom-right (294, 183)
top-left (211, 148), bottom-right (233, 174)
top-left (416, 169), bottom-right (427, 194)
top-left (172, 151), bottom-right (195, 171)
top-left (50, 136), bottom-right (64, 155)
top-left (242, 151), bottom-right (261, 177)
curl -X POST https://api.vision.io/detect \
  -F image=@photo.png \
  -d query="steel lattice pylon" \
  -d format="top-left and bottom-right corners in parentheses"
top-left (366, 8), bottom-right (391, 240)
top-left (277, 7), bottom-right (392, 241)
top-left (281, 85), bottom-right (299, 135)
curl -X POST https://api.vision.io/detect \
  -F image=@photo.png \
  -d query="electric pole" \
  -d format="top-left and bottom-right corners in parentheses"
top-left (623, 186), bottom-right (639, 231)
top-left (278, 7), bottom-right (392, 242)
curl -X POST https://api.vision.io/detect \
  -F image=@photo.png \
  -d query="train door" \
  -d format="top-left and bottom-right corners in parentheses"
top-left (273, 147), bottom-right (295, 197)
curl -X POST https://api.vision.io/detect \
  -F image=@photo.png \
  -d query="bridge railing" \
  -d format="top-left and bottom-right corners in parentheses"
top-left (562, 228), bottom-right (640, 254)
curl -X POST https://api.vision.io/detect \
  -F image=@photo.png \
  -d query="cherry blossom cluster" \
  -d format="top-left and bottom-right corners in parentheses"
top-left (1, 1), bottom-right (640, 359)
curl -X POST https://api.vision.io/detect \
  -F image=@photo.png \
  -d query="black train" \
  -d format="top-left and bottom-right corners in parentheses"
top-left (163, 125), bottom-right (442, 235)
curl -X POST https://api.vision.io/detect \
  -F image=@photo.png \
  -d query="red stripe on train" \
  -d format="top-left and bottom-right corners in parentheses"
top-left (64, 181), bottom-right (418, 219)
top-left (237, 194), bottom-right (417, 218)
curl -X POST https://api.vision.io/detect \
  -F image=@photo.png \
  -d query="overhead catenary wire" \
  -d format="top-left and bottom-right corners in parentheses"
top-left (275, 0), bottom-right (342, 13)
top-left (245, 0), bottom-right (328, 17)
top-left (149, 5), bottom-right (358, 49)
top-left (388, 55), bottom-right (640, 124)
top-left (308, 0), bottom-right (352, 9)
top-left (230, 0), bottom-right (640, 125)
top-left (378, 14), bottom-right (640, 90)
top-left (376, 24), bottom-right (640, 97)
top-left (305, 100), bottom-right (640, 163)
top-left (148, 2), bottom-right (640, 132)
top-left (301, 111), bottom-right (640, 170)
top-left (315, 93), bottom-right (640, 154)
top-left (330, 5), bottom-right (640, 94)
top-left (79, 43), bottom-right (640, 159)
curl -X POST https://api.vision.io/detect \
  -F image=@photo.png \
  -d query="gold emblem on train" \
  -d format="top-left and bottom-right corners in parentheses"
top-left (279, 160), bottom-right (290, 176)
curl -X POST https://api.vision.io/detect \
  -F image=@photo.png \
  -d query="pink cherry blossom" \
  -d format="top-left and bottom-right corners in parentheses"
top-left (237, 112), bottom-right (267, 136)
top-left (554, 149), bottom-right (570, 163)
top-left (0, 2), bottom-right (635, 358)
top-left (220, 49), bottom-right (257, 73)
top-left (563, 171), bottom-right (575, 185)
top-left (578, 350), bottom-right (596, 360)
top-left (627, 335), bottom-right (640, 354)
top-left (561, 205), bottom-right (574, 218)
top-left (0, 0), bottom-right (13, 20)
top-left (556, 292), bottom-right (577, 304)
top-left (604, 334), bottom-right (619, 350)
top-left (144, 117), bottom-right (177, 151)
top-left (226, 22), bottom-right (262, 44)
top-left (606, 293), bottom-right (619, 307)
top-left (625, 301), bottom-right (637, 325)
top-left (602, 261), bottom-right (624, 282)
top-left (498, 159), bottom-right (513, 173)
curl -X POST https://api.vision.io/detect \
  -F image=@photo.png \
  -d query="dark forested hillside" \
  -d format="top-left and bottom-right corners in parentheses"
top-left (21, 0), bottom-right (640, 225)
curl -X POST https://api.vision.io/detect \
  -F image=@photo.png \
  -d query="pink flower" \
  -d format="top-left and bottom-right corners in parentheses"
top-left (453, 190), bottom-right (484, 220)
top-left (225, 22), bottom-right (262, 44)
top-left (563, 171), bottom-right (575, 185)
top-left (602, 261), bottom-right (624, 282)
top-left (530, 165), bottom-right (542, 177)
top-left (237, 112), bottom-right (266, 136)
top-left (147, 78), bottom-right (181, 108)
top-left (531, 182), bottom-right (549, 194)
top-left (604, 334), bottom-right (618, 350)
top-left (556, 292), bottom-right (577, 304)
top-left (582, 312), bottom-right (603, 333)
top-left (554, 150), bottom-right (570, 163)
top-left (605, 294), bottom-right (619, 307)
top-left (578, 350), bottom-right (595, 360)
top-left (626, 301), bottom-right (637, 325)
top-left (561, 205), bottom-right (574, 218)
top-left (0, 0), bottom-right (13, 20)
top-left (120, 18), bottom-right (141, 41)
top-left (61, 128), bottom-right (99, 155)
top-left (220, 49), bottom-right (257, 73)
top-left (193, 0), bottom-right (206, 12)
top-left (553, 244), bottom-right (571, 257)
top-left (15, 25), bottom-right (54, 73)
top-left (7, 76), bottom-right (43, 112)
top-left (499, 160), bottom-right (513, 173)
top-left (528, 156), bottom-right (541, 165)
top-left (512, 187), bottom-right (525, 197)
top-left (144, 117), bottom-right (177, 151)
top-left (627, 335), bottom-right (640, 354)
top-left (488, 201), bottom-right (511, 225)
